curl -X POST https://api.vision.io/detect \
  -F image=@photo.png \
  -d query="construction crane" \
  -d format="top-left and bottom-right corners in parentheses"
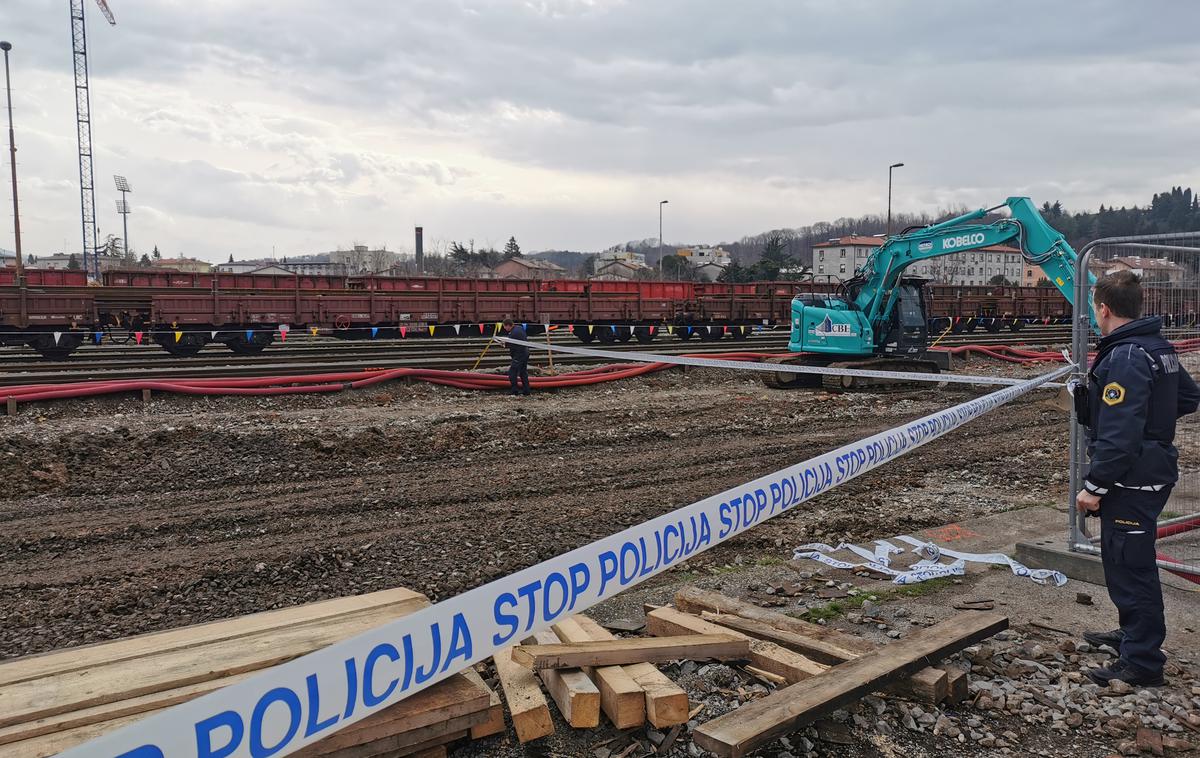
top-left (69, 0), bottom-right (115, 281)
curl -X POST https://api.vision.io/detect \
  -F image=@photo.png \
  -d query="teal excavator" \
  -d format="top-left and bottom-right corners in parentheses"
top-left (765, 197), bottom-right (1093, 390)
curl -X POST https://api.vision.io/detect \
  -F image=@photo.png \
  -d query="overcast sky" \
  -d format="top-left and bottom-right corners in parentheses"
top-left (1, 0), bottom-right (1197, 262)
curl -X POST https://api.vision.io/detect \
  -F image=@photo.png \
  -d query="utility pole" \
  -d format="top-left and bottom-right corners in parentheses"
top-left (658, 199), bottom-right (669, 280)
top-left (886, 162), bottom-right (904, 237)
top-left (1, 41), bottom-right (22, 279)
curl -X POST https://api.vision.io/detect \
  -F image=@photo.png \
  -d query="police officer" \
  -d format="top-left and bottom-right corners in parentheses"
top-left (1076, 270), bottom-right (1199, 687)
top-left (500, 318), bottom-right (531, 396)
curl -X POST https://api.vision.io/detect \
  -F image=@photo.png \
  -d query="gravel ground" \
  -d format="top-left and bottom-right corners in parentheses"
top-left (6, 355), bottom-right (1173, 757)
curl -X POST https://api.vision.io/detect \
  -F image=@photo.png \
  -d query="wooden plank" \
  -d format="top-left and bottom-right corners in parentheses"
top-left (0, 606), bottom-right (425, 730)
top-left (295, 672), bottom-right (490, 756)
top-left (335, 728), bottom-right (468, 758)
top-left (310, 712), bottom-right (483, 757)
top-left (552, 617), bottom-right (644, 729)
top-left (0, 671), bottom-right (252, 747)
top-left (692, 597), bottom-right (953, 703)
top-left (462, 668), bottom-right (506, 739)
top-left (573, 616), bottom-right (688, 728)
top-left (492, 646), bottom-right (554, 743)
top-left (692, 613), bottom-right (1009, 757)
top-left (528, 631), bottom-right (601, 729)
top-left (0, 589), bottom-right (427, 687)
top-left (645, 607), bottom-right (825, 684)
top-left (675, 587), bottom-right (875, 656)
top-left (511, 634), bottom-right (747, 670)
top-left (696, 612), bottom-right (863, 664)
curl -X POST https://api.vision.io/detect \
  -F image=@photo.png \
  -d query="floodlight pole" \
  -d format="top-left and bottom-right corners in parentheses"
top-left (659, 200), bottom-right (668, 280)
top-left (1, 41), bottom-right (22, 279)
top-left (886, 162), bottom-right (904, 237)
top-left (120, 192), bottom-right (128, 256)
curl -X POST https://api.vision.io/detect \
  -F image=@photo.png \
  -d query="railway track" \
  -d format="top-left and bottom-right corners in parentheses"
top-left (0, 326), bottom-right (1087, 387)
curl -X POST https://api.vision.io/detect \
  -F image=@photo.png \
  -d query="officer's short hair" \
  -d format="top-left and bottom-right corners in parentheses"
top-left (1093, 270), bottom-right (1143, 319)
top-left (503, 317), bottom-right (514, 327)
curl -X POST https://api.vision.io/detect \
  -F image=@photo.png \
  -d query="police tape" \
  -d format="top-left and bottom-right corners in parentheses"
top-left (496, 336), bottom-right (1065, 387)
top-left (66, 363), bottom-right (1072, 758)
top-left (791, 534), bottom-right (1067, 586)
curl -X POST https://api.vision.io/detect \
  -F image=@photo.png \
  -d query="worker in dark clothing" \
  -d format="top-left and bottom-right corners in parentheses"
top-left (1076, 271), bottom-right (1200, 687)
top-left (501, 318), bottom-right (531, 396)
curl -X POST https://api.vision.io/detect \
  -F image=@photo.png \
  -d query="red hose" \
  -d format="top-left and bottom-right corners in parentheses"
top-left (1, 352), bottom-right (796, 405)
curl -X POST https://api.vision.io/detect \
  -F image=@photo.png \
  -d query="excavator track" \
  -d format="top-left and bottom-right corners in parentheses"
top-left (821, 357), bottom-right (947, 393)
top-left (758, 356), bottom-right (825, 389)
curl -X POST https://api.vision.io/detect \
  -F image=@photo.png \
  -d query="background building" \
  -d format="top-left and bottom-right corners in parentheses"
top-left (153, 257), bottom-right (213, 273)
top-left (1104, 255), bottom-right (1186, 285)
top-left (813, 235), bottom-right (1026, 286)
top-left (676, 246), bottom-right (731, 281)
top-left (492, 257), bottom-right (568, 280)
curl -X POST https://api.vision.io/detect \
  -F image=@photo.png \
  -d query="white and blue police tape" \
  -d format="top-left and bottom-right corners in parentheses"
top-left (792, 534), bottom-right (1067, 587)
top-left (66, 363), bottom-right (1071, 758)
top-left (497, 336), bottom-right (1065, 388)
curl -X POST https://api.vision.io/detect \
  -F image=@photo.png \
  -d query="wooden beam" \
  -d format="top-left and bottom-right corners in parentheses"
top-left (511, 634), bottom-right (747, 670)
top-left (528, 631), bottom-right (600, 729)
top-left (692, 613), bottom-right (1008, 758)
top-left (0, 588), bottom-right (427, 687)
top-left (645, 607), bottom-right (825, 684)
top-left (0, 600), bottom-right (430, 730)
top-left (687, 591), bottom-right (951, 704)
top-left (491, 646), bottom-right (554, 743)
top-left (573, 616), bottom-right (689, 728)
top-left (938, 665), bottom-right (969, 704)
top-left (696, 612), bottom-right (863, 665)
top-left (461, 668), bottom-right (505, 740)
top-left (552, 617), bottom-right (644, 729)
top-left (676, 587), bottom-right (874, 657)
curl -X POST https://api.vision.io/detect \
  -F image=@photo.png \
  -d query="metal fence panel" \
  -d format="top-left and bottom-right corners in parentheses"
top-left (1070, 233), bottom-right (1200, 579)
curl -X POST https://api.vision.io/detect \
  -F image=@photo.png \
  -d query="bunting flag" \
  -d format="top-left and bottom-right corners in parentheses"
top-left (686, 326), bottom-right (692, 336)
top-left (587, 325), bottom-right (594, 334)
top-left (429, 325), bottom-right (436, 337)
top-left (371, 327), bottom-right (379, 339)
top-left (134, 331), bottom-right (144, 345)
top-left (543, 323), bottom-right (550, 333)
top-left (310, 327), bottom-right (319, 336)
top-left (245, 330), bottom-right (254, 342)
top-left (94, 331), bottom-right (103, 345)
top-left (523, 322), bottom-right (528, 331)
top-left (52, 331), bottom-right (62, 345)
top-left (174, 331), bottom-right (183, 343)
top-left (567, 324), bottom-right (574, 333)
top-left (740, 326), bottom-right (747, 336)
top-left (478, 323), bottom-right (485, 334)
top-left (400, 326), bottom-right (408, 338)
top-left (494, 322), bottom-right (502, 334)
top-left (668, 325), bottom-right (674, 335)
top-left (610, 324), bottom-right (617, 333)
top-left (649, 325), bottom-right (656, 335)
top-left (279, 326), bottom-right (289, 342)
top-left (211, 331), bottom-right (219, 340)
top-left (723, 325), bottom-right (729, 334)
top-left (453, 324), bottom-right (461, 335)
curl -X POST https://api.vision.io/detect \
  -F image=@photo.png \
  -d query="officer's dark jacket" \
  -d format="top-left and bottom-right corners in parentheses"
top-left (1082, 316), bottom-right (1200, 493)
top-left (506, 325), bottom-right (529, 361)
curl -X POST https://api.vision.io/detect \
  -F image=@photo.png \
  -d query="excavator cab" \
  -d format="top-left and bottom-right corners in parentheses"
top-left (878, 277), bottom-right (932, 357)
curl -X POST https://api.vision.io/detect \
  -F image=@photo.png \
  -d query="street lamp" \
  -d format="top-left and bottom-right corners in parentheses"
top-left (886, 162), bottom-right (904, 237)
top-left (1, 41), bottom-right (22, 279)
top-left (658, 200), bottom-right (669, 280)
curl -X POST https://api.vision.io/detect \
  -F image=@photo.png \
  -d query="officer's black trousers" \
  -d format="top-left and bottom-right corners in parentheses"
top-left (508, 359), bottom-right (530, 395)
top-left (1099, 486), bottom-right (1171, 675)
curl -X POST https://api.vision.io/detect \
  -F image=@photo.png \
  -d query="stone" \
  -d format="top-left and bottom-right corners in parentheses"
top-left (902, 713), bottom-right (918, 731)
top-left (1135, 727), bottom-right (1164, 756)
top-left (875, 720), bottom-right (893, 736)
top-left (1109, 679), bottom-right (1134, 695)
top-left (1116, 739), bottom-right (1139, 756)
top-left (1076, 592), bottom-right (1094, 605)
top-left (1161, 735), bottom-right (1193, 751)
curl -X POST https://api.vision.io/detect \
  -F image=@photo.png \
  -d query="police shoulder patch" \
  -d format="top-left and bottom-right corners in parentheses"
top-left (1102, 381), bottom-right (1126, 406)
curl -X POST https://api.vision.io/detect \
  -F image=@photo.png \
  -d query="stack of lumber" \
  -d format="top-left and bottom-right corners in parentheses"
top-left (0, 588), bottom-right (498, 758)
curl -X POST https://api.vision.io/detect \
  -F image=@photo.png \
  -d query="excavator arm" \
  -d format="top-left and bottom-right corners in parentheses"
top-left (788, 197), bottom-right (1093, 359)
top-left (855, 196), bottom-right (1093, 340)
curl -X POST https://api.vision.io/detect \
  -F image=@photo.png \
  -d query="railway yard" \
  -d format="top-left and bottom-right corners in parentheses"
top-left (3, 332), bottom-right (1200, 757)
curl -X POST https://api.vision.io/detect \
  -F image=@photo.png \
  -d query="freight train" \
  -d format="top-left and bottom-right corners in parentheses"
top-left (0, 267), bottom-right (1084, 359)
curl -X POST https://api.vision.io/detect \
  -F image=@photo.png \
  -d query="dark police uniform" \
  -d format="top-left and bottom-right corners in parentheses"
top-left (1079, 316), bottom-right (1200, 675)
top-left (506, 324), bottom-right (531, 395)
